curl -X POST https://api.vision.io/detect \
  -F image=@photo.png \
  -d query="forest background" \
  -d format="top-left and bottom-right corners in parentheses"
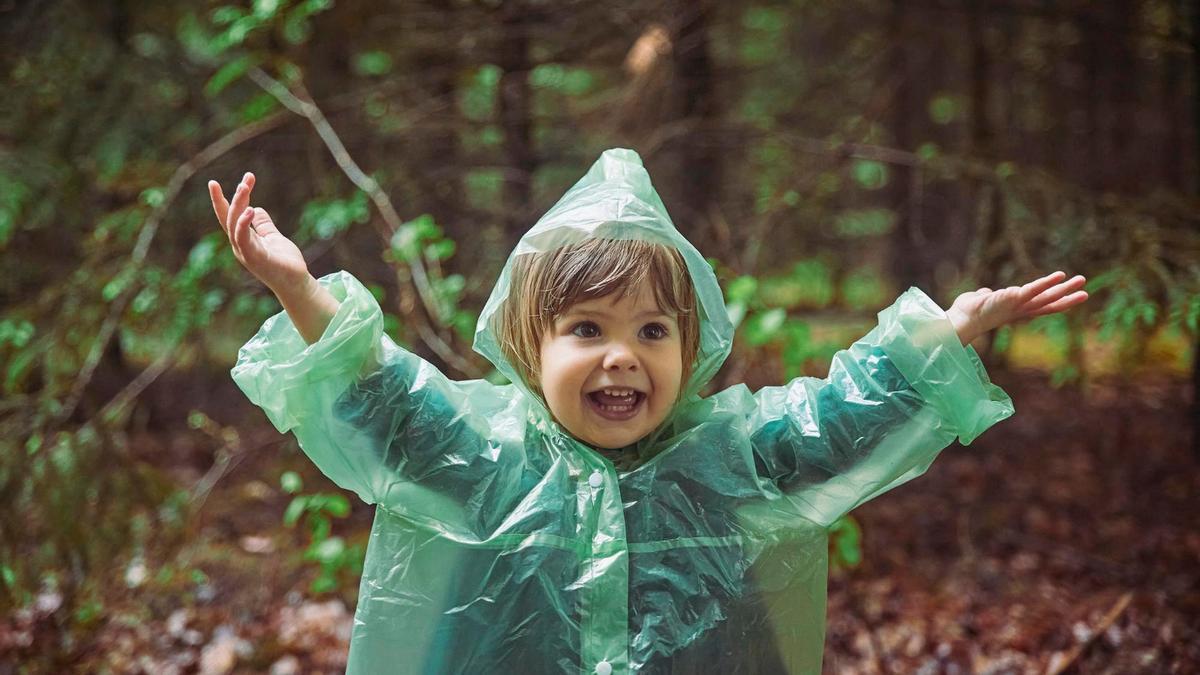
top-left (1, 0), bottom-right (1198, 672)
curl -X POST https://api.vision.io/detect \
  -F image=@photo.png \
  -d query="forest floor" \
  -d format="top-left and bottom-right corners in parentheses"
top-left (2, 372), bottom-right (1197, 674)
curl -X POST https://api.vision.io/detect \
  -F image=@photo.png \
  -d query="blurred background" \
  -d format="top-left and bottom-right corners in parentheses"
top-left (1, 0), bottom-right (1198, 672)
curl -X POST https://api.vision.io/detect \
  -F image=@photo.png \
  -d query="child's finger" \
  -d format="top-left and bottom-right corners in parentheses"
top-left (208, 181), bottom-right (231, 231)
top-left (251, 207), bottom-right (279, 236)
top-left (232, 206), bottom-right (255, 260)
top-left (1018, 271), bottom-right (1067, 303)
top-left (1025, 275), bottom-right (1086, 311)
top-left (1028, 290), bottom-right (1089, 317)
top-left (227, 172), bottom-right (255, 230)
top-left (234, 206), bottom-right (264, 263)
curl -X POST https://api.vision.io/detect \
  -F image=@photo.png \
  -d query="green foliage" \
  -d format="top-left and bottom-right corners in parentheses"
top-left (461, 65), bottom-right (502, 121)
top-left (851, 160), bottom-right (889, 190)
top-left (720, 259), bottom-right (844, 378)
top-left (0, 174), bottom-right (31, 248)
top-left (385, 214), bottom-right (475, 339)
top-left (758, 260), bottom-right (836, 309)
top-left (280, 472), bottom-right (364, 595)
top-left (530, 64), bottom-right (595, 96)
top-left (1089, 267), bottom-right (1159, 336)
top-left (839, 267), bottom-right (889, 311)
top-left (739, 7), bottom-right (787, 66)
top-left (927, 93), bottom-right (960, 125)
top-left (354, 51), bottom-right (394, 77)
top-left (205, 54), bottom-right (259, 97)
top-left (833, 208), bottom-right (896, 238)
top-left (297, 190), bottom-right (370, 241)
top-left (828, 515), bottom-right (862, 571)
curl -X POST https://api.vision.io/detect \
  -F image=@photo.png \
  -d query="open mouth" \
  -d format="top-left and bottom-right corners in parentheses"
top-left (585, 388), bottom-right (646, 421)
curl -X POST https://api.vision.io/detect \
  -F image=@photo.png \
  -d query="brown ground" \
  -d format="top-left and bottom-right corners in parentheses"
top-left (2, 372), bottom-right (1197, 674)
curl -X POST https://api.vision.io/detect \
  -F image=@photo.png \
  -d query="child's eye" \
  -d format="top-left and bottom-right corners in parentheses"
top-left (640, 323), bottom-right (669, 340)
top-left (570, 321), bottom-right (601, 338)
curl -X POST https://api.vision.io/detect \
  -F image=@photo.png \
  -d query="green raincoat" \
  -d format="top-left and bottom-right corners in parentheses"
top-left (232, 148), bottom-right (1014, 674)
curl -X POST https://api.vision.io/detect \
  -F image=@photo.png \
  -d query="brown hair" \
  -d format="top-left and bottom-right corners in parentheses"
top-left (496, 238), bottom-right (700, 398)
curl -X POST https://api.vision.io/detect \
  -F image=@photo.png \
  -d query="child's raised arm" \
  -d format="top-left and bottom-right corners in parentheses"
top-left (208, 172), bottom-right (340, 344)
top-left (745, 271), bottom-right (1088, 526)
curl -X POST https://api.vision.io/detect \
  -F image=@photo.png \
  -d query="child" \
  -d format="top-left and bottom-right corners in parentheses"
top-left (212, 149), bottom-right (1087, 673)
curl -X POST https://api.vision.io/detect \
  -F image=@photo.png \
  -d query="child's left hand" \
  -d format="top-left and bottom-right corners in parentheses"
top-left (946, 271), bottom-right (1089, 344)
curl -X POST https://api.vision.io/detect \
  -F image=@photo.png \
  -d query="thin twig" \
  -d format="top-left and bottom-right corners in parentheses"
top-left (89, 347), bottom-right (180, 429)
top-left (1044, 592), bottom-right (1133, 675)
top-left (246, 67), bottom-right (481, 378)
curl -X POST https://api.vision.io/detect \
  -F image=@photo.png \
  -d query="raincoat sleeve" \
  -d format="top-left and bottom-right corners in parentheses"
top-left (748, 287), bottom-right (1013, 527)
top-left (231, 271), bottom-right (514, 525)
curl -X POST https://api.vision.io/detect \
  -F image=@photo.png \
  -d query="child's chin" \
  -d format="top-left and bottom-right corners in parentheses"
top-left (587, 426), bottom-right (643, 450)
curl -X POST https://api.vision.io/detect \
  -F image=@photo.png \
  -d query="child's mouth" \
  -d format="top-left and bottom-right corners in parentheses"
top-left (585, 389), bottom-right (646, 421)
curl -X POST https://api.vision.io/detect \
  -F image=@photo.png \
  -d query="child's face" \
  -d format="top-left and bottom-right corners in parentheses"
top-left (538, 279), bottom-right (683, 450)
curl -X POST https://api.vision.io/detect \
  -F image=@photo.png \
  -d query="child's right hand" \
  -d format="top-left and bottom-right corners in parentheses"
top-left (208, 172), bottom-right (309, 294)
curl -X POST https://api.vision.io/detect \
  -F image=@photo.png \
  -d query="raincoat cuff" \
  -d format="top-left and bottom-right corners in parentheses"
top-left (231, 271), bottom-right (383, 434)
top-left (874, 287), bottom-right (1014, 445)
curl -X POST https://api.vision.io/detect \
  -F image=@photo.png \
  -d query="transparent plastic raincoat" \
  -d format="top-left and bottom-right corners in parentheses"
top-left (232, 149), bottom-right (1014, 674)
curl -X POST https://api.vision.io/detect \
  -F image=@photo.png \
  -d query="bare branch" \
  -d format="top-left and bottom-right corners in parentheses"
top-left (246, 67), bottom-right (482, 378)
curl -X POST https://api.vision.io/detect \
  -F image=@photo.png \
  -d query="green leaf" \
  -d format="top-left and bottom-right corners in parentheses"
top-left (280, 471), bottom-right (303, 494)
top-left (0, 319), bottom-right (35, 348)
top-left (239, 92), bottom-right (278, 122)
top-left (102, 268), bottom-right (136, 302)
top-left (992, 325), bottom-right (1013, 353)
top-left (205, 55), bottom-right (256, 97)
top-left (833, 209), bottom-right (895, 238)
top-left (310, 575), bottom-right (337, 594)
top-left (725, 276), bottom-right (758, 304)
top-left (211, 6), bottom-right (245, 26)
top-left (840, 267), bottom-right (888, 311)
top-left (321, 494), bottom-right (351, 518)
top-left (745, 308), bottom-right (786, 346)
top-left (851, 160), bottom-right (889, 190)
top-left (283, 497), bottom-right (307, 527)
top-left (829, 516), bottom-right (862, 568)
top-left (282, 6), bottom-right (313, 44)
top-left (928, 93), bottom-right (959, 124)
top-left (253, 0), bottom-right (280, 20)
top-left (354, 51), bottom-right (393, 76)
top-left (425, 239), bottom-right (456, 261)
top-left (310, 536), bottom-right (346, 563)
top-left (916, 142), bottom-right (939, 161)
top-left (461, 65), bottom-right (501, 121)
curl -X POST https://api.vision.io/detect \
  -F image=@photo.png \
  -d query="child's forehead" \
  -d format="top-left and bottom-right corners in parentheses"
top-left (559, 281), bottom-right (667, 317)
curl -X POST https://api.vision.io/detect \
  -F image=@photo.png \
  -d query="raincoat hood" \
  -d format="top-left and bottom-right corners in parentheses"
top-left (473, 148), bottom-right (734, 410)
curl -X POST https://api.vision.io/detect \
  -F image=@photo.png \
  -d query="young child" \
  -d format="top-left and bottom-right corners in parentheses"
top-left (212, 149), bottom-right (1087, 673)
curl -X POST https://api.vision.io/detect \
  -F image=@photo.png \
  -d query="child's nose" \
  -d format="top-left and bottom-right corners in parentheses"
top-left (602, 342), bottom-right (639, 371)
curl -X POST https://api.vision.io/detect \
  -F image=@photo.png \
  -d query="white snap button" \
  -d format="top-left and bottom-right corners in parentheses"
top-left (594, 660), bottom-right (613, 675)
top-left (588, 471), bottom-right (603, 488)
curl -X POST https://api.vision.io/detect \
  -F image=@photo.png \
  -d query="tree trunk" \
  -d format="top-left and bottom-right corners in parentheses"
top-left (665, 0), bottom-right (720, 243)
top-left (1188, 0), bottom-right (1200, 459)
top-left (497, 1), bottom-right (535, 243)
top-left (886, 0), bottom-right (922, 291)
